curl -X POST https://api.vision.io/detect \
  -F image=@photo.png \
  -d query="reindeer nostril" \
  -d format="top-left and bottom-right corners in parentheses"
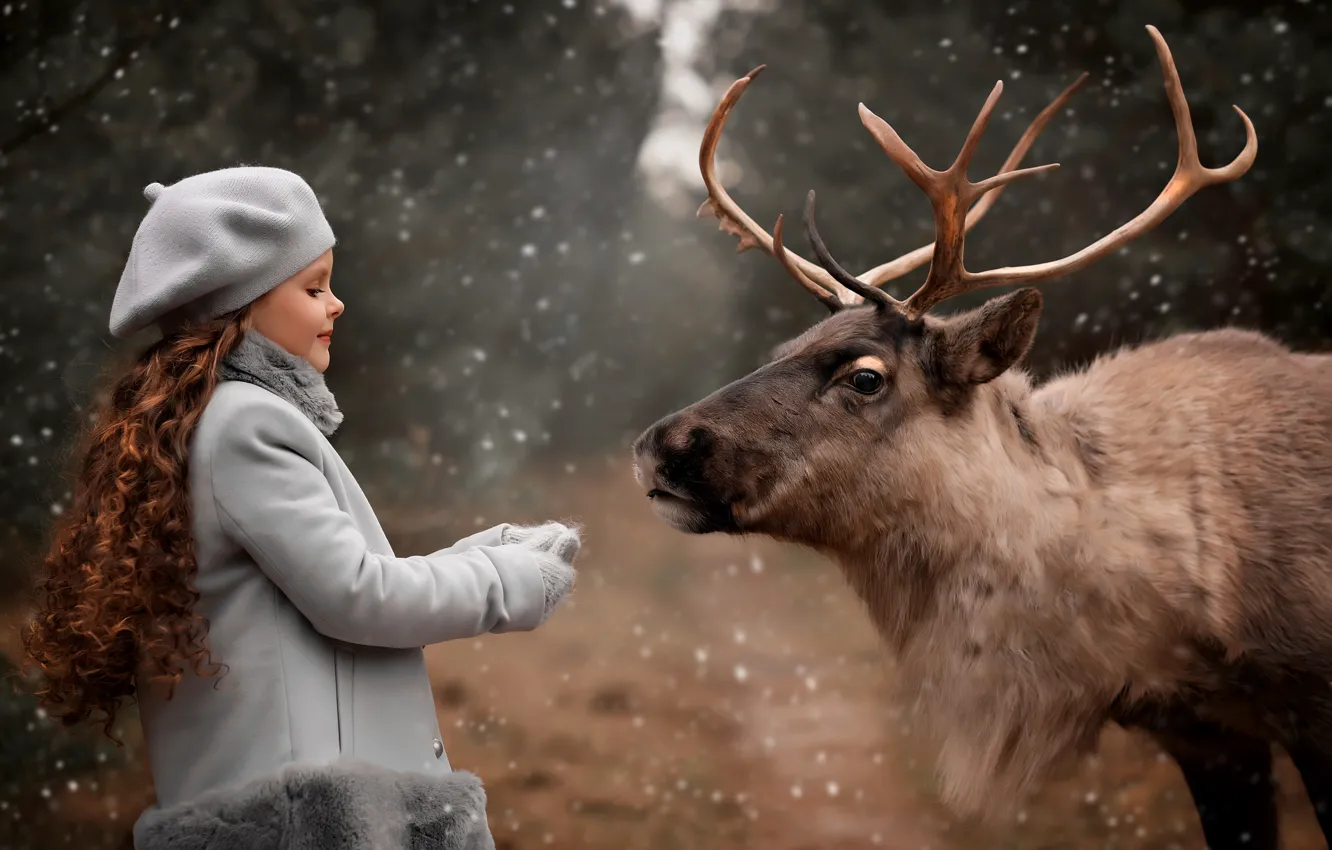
top-left (636, 413), bottom-right (720, 498)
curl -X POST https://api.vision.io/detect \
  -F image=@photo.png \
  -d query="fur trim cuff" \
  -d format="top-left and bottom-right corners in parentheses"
top-left (133, 760), bottom-right (495, 850)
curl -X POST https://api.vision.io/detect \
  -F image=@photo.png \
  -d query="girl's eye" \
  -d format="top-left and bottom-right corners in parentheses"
top-left (848, 369), bottom-right (884, 394)
top-left (307, 288), bottom-right (324, 297)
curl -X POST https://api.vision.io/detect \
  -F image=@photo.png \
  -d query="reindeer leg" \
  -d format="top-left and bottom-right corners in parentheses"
top-left (1286, 740), bottom-right (1332, 842)
top-left (1152, 726), bottom-right (1279, 850)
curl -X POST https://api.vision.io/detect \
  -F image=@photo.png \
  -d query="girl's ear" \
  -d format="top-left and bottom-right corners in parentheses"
top-left (928, 288), bottom-right (1043, 386)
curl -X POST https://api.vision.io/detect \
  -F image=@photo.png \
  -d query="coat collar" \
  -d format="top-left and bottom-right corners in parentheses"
top-left (218, 331), bottom-right (343, 436)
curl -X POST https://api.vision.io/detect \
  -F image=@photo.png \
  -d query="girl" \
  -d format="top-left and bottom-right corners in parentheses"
top-left (21, 166), bottom-right (580, 850)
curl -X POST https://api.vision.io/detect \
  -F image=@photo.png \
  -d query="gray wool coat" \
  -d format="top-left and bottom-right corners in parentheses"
top-left (132, 333), bottom-right (551, 850)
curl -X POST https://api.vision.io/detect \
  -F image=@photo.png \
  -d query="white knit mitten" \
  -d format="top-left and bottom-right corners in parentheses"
top-left (501, 522), bottom-right (580, 619)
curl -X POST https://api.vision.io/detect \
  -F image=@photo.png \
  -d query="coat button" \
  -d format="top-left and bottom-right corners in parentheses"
top-left (432, 737), bottom-right (444, 759)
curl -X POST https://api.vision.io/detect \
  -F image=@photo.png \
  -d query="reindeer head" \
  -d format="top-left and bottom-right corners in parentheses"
top-left (633, 25), bottom-right (1255, 551)
top-left (632, 270), bottom-right (1046, 548)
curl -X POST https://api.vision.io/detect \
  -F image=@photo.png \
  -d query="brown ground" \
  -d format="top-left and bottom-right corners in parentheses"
top-left (3, 459), bottom-right (1326, 849)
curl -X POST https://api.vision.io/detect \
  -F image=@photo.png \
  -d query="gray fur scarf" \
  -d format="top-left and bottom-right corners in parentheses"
top-left (218, 330), bottom-right (343, 435)
top-left (133, 759), bottom-right (496, 850)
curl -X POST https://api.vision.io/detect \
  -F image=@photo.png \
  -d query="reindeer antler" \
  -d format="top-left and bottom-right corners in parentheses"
top-left (698, 64), bottom-right (1089, 312)
top-left (811, 25), bottom-right (1257, 318)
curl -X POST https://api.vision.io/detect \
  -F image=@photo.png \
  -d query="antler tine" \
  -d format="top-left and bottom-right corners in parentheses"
top-left (773, 213), bottom-right (845, 313)
top-left (899, 25), bottom-right (1257, 317)
top-left (857, 72), bottom-right (1090, 288)
top-left (697, 65), bottom-right (862, 308)
top-left (802, 191), bottom-right (897, 309)
top-left (951, 81), bottom-right (1007, 178)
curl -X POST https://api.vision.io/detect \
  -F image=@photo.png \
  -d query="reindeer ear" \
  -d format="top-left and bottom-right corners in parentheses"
top-left (931, 288), bottom-right (1043, 385)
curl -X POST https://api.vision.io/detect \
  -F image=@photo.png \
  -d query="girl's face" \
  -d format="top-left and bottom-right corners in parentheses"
top-left (250, 249), bottom-right (343, 372)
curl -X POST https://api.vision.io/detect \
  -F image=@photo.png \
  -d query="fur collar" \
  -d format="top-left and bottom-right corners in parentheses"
top-left (219, 331), bottom-right (343, 436)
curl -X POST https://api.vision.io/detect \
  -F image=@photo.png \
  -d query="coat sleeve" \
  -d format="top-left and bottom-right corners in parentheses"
top-left (205, 401), bottom-right (547, 648)
top-left (432, 523), bottom-right (511, 556)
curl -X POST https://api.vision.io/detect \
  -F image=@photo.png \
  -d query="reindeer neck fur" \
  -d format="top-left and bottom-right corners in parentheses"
top-left (827, 364), bottom-right (1210, 818)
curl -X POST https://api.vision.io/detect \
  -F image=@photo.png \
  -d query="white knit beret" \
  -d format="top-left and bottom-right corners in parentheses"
top-left (109, 166), bottom-right (336, 338)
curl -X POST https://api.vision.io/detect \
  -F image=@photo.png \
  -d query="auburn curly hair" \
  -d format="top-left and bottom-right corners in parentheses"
top-left (21, 308), bottom-right (251, 740)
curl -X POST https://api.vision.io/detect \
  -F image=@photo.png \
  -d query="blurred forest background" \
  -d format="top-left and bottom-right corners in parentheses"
top-left (1, 0), bottom-right (1330, 848)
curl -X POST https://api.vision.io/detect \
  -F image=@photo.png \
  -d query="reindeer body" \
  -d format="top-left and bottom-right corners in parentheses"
top-left (830, 325), bottom-right (1332, 816)
top-left (634, 25), bottom-right (1327, 849)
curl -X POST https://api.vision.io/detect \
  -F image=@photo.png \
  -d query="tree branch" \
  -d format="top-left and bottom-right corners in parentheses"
top-left (0, 9), bottom-right (176, 160)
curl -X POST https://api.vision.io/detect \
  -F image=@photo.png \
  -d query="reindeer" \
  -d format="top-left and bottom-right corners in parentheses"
top-left (632, 25), bottom-right (1332, 850)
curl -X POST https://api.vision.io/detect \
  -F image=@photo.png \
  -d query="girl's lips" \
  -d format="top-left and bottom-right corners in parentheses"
top-left (317, 332), bottom-right (332, 344)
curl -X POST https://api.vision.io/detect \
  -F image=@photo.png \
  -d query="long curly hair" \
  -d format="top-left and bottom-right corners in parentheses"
top-left (21, 308), bottom-right (251, 740)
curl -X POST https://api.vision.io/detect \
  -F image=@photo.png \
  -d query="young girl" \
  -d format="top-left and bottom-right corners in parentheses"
top-left (21, 166), bottom-right (580, 850)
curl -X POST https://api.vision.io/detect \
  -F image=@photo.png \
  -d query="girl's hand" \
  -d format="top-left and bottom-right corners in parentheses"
top-left (501, 522), bottom-right (581, 621)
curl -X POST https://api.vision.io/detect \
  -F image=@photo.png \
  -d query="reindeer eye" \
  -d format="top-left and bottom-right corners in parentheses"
top-left (848, 369), bottom-right (884, 394)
